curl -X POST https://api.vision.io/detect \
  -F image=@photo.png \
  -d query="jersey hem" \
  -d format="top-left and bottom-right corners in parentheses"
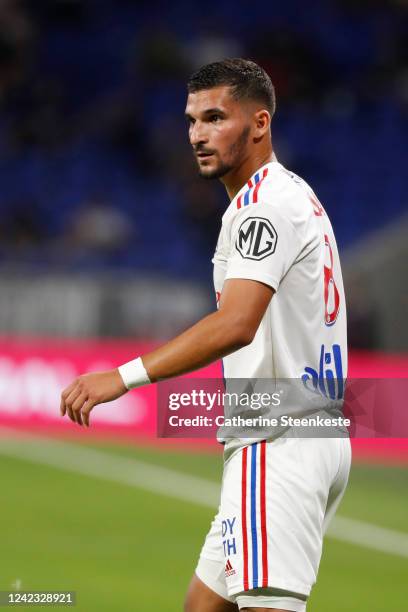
top-left (227, 577), bottom-right (312, 598)
top-left (224, 269), bottom-right (279, 292)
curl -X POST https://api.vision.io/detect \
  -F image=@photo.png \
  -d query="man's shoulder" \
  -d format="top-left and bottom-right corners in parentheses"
top-left (224, 162), bottom-right (314, 228)
top-left (259, 163), bottom-right (314, 209)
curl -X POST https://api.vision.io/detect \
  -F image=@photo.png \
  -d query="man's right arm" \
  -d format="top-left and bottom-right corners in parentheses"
top-left (142, 277), bottom-right (274, 381)
top-left (60, 278), bottom-right (274, 426)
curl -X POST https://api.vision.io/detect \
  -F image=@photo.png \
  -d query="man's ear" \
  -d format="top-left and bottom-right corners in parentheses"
top-left (253, 109), bottom-right (271, 139)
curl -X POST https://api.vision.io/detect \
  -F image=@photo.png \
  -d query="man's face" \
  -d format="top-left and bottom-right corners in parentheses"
top-left (185, 86), bottom-right (251, 179)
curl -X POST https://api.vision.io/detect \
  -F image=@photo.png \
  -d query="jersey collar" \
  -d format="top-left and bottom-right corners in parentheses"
top-left (229, 159), bottom-right (282, 210)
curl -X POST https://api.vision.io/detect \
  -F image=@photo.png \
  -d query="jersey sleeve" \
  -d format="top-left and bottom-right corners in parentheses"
top-left (225, 203), bottom-right (302, 292)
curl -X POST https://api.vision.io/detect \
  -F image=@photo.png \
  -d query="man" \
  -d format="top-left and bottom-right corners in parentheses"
top-left (61, 59), bottom-right (351, 612)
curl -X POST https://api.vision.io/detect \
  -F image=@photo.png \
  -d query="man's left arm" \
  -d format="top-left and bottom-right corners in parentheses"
top-left (60, 278), bottom-right (274, 427)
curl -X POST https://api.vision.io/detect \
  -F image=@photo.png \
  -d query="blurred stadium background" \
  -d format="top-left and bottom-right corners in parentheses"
top-left (0, 0), bottom-right (407, 610)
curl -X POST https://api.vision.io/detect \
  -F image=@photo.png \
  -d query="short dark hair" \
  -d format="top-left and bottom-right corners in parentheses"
top-left (187, 58), bottom-right (276, 117)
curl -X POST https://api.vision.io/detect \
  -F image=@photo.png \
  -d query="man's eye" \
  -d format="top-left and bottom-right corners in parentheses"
top-left (210, 115), bottom-right (221, 123)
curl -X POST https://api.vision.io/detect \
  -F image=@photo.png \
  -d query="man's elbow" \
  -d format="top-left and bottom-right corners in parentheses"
top-left (224, 317), bottom-right (257, 350)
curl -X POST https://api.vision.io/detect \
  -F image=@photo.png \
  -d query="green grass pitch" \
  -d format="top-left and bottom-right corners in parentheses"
top-left (1, 438), bottom-right (407, 611)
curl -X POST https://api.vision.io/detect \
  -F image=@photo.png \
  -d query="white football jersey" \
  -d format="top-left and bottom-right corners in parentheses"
top-left (213, 160), bottom-right (347, 448)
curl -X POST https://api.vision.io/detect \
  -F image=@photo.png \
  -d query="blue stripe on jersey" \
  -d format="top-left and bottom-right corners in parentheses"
top-left (251, 443), bottom-right (258, 588)
top-left (243, 173), bottom-right (261, 207)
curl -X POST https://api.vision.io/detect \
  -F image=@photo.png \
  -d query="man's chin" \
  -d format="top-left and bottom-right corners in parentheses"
top-left (198, 163), bottom-right (231, 180)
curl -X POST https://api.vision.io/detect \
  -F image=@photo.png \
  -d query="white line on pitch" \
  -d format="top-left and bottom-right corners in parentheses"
top-left (0, 426), bottom-right (407, 559)
top-left (0, 427), bottom-right (220, 507)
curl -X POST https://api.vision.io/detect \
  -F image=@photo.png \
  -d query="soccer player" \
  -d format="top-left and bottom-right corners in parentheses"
top-left (60, 59), bottom-right (351, 612)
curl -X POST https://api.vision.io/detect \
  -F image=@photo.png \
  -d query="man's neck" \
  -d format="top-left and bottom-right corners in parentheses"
top-left (222, 150), bottom-right (276, 201)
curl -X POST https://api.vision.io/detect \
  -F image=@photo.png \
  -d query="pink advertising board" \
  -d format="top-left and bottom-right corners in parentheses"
top-left (0, 336), bottom-right (406, 461)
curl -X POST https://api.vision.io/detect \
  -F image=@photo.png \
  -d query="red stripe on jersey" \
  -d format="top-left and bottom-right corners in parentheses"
top-left (247, 178), bottom-right (253, 188)
top-left (253, 167), bottom-right (269, 204)
top-left (237, 194), bottom-right (243, 209)
top-left (242, 447), bottom-right (249, 591)
top-left (260, 441), bottom-right (268, 587)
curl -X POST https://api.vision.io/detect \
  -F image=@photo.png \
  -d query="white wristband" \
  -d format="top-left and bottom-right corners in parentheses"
top-left (118, 357), bottom-right (151, 390)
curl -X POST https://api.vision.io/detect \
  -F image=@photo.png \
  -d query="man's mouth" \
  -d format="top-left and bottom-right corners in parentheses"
top-left (196, 151), bottom-right (214, 159)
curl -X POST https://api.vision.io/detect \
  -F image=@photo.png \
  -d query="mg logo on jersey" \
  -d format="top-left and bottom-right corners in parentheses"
top-left (236, 217), bottom-right (277, 260)
top-left (302, 344), bottom-right (344, 400)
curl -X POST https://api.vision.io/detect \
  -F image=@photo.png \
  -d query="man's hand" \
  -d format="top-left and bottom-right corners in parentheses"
top-left (60, 369), bottom-right (128, 427)
top-left (59, 279), bottom-right (273, 427)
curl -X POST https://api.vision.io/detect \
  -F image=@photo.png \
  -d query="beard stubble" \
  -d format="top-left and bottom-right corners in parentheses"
top-left (197, 125), bottom-right (251, 180)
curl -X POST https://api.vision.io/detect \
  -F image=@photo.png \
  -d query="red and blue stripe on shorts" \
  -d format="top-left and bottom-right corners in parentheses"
top-left (241, 441), bottom-right (268, 590)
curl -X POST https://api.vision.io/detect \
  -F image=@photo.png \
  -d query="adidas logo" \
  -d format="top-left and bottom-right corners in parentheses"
top-left (225, 559), bottom-right (236, 577)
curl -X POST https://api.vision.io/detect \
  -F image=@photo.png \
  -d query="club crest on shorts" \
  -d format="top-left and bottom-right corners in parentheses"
top-left (236, 217), bottom-right (277, 260)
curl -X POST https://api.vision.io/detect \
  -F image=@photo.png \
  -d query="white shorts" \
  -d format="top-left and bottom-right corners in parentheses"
top-left (196, 436), bottom-right (351, 610)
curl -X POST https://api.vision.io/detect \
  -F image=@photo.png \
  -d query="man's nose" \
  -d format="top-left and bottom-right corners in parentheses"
top-left (190, 121), bottom-right (209, 146)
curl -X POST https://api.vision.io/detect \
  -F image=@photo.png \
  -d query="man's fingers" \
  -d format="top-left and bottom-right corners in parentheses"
top-left (60, 381), bottom-right (97, 427)
top-left (60, 369), bottom-right (123, 427)
top-left (60, 395), bottom-right (66, 417)
top-left (81, 399), bottom-right (97, 428)
top-left (71, 392), bottom-right (89, 426)
top-left (64, 387), bottom-right (82, 424)
top-left (60, 380), bottom-right (79, 417)
top-left (67, 404), bottom-right (75, 423)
